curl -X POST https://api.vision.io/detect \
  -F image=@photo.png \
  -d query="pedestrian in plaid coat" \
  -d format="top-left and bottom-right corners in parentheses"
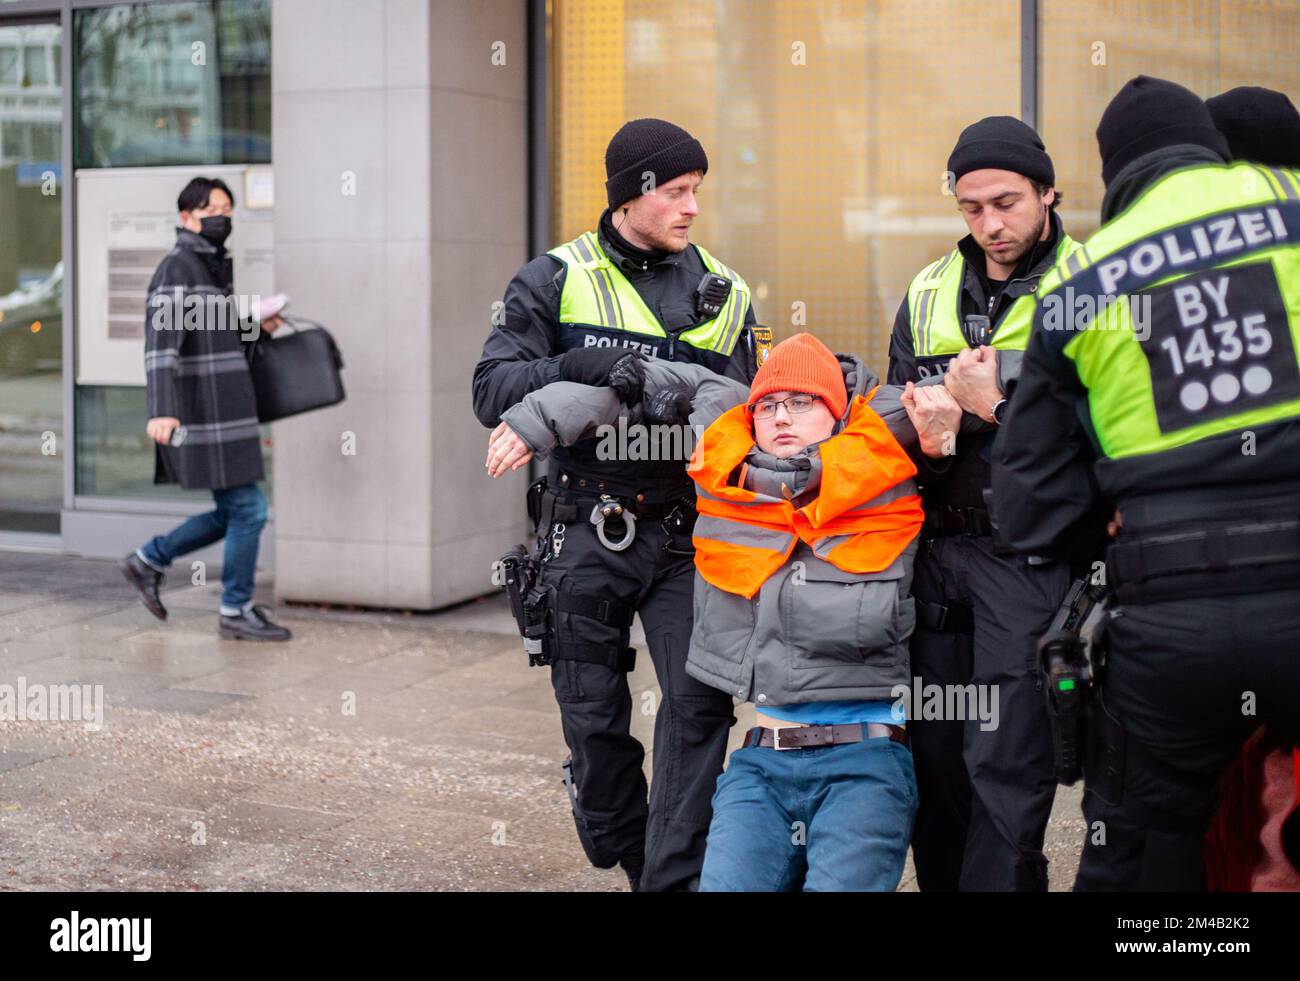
top-left (119, 176), bottom-right (292, 642)
top-left (144, 224), bottom-right (263, 491)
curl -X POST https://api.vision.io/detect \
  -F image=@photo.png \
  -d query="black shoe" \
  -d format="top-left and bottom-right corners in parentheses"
top-left (120, 552), bottom-right (167, 621)
top-left (219, 604), bottom-right (292, 642)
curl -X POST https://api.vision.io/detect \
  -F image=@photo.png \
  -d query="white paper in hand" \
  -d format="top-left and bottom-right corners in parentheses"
top-left (259, 293), bottom-right (289, 322)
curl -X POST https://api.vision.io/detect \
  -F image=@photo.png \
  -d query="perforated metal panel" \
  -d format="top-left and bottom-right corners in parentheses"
top-left (550, 0), bottom-right (1021, 371)
top-left (551, 2), bottom-right (1300, 373)
top-left (1041, 0), bottom-right (1300, 241)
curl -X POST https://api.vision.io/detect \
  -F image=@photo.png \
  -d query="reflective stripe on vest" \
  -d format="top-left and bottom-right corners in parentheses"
top-left (693, 479), bottom-right (918, 560)
top-left (694, 514), bottom-right (795, 554)
top-left (689, 394), bottom-right (924, 598)
top-left (906, 233), bottom-right (1082, 357)
top-left (547, 231), bottom-right (751, 357)
top-left (1032, 162), bottom-right (1300, 459)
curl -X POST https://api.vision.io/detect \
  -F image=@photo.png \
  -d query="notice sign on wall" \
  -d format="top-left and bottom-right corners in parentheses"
top-left (105, 211), bottom-right (174, 341)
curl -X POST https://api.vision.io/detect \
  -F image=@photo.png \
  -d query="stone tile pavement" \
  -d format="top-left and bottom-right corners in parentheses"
top-left (0, 551), bottom-right (1083, 891)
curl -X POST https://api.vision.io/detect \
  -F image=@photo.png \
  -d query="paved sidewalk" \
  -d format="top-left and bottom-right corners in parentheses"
top-left (0, 551), bottom-right (1083, 891)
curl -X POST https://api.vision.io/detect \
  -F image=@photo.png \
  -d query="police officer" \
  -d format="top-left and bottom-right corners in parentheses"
top-left (992, 76), bottom-right (1300, 890)
top-left (472, 119), bottom-right (761, 891)
top-left (887, 117), bottom-right (1083, 891)
top-left (1207, 85), bottom-right (1300, 169)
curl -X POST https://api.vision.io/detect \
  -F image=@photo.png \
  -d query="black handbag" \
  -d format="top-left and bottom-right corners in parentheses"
top-left (248, 316), bottom-right (346, 423)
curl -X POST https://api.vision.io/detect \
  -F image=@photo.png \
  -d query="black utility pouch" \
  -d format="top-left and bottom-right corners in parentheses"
top-left (661, 501), bottom-right (699, 557)
top-left (525, 476), bottom-right (547, 530)
top-left (522, 582), bottom-right (556, 667)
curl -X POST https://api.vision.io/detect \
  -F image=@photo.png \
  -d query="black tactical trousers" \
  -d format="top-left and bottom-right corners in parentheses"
top-left (538, 502), bottom-right (735, 892)
top-left (908, 533), bottom-right (1068, 891)
top-left (1075, 587), bottom-right (1300, 891)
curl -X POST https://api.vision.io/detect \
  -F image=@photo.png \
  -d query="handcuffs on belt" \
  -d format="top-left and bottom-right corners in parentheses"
top-left (589, 495), bottom-right (637, 552)
top-left (586, 493), bottom-right (698, 555)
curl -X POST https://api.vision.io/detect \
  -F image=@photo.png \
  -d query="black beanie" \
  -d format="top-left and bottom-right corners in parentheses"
top-left (1207, 86), bottom-right (1300, 168)
top-left (947, 115), bottom-right (1055, 187)
top-left (1097, 75), bottom-right (1229, 188)
top-left (605, 118), bottom-right (709, 210)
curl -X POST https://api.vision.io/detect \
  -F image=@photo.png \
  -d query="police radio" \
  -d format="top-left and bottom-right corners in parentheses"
top-left (963, 314), bottom-right (993, 347)
top-left (695, 273), bottom-right (732, 319)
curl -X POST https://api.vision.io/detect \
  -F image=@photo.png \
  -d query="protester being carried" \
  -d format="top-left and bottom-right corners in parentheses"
top-left (489, 333), bottom-right (965, 890)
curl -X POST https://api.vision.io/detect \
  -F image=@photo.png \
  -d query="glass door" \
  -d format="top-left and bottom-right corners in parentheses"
top-left (0, 17), bottom-right (62, 534)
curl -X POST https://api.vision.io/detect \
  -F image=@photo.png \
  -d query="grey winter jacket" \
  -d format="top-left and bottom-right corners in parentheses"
top-left (501, 351), bottom-right (947, 706)
top-left (500, 358), bottom-right (750, 456)
top-left (689, 537), bottom-right (917, 705)
top-left (684, 354), bottom-right (918, 705)
top-left (499, 351), bottom-right (967, 460)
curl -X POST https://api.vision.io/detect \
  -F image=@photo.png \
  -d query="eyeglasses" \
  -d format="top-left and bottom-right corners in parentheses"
top-left (749, 394), bottom-right (819, 420)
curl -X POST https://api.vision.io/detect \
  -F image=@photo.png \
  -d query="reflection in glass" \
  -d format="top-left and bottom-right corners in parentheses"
top-left (74, 0), bottom-right (271, 168)
top-left (74, 386), bottom-right (272, 502)
top-left (68, 0), bottom-right (274, 505)
top-left (0, 21), bottom-right (62, 533)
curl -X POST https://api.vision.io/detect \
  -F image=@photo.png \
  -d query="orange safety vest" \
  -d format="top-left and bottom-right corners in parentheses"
top-left (689, 392), bottom-right (924, 599)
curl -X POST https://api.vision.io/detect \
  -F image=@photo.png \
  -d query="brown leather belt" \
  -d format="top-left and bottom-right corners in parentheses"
top-left (743, 723), bottom-right (909, 751)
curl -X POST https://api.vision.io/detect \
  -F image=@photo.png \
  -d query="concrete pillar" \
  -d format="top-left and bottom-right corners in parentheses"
top-left (270, 0), bottom-right (529, 608)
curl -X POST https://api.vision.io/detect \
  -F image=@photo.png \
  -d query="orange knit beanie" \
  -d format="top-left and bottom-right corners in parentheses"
top-left (748, 332), bottom-right (848, 419)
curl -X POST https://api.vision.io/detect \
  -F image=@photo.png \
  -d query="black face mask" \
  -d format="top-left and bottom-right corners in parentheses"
top-left (198, 215), bottom-right (232, 246)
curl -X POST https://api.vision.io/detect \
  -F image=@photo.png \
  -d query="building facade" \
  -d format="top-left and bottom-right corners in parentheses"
top-left (0, 0), bottom-right (1296, 608)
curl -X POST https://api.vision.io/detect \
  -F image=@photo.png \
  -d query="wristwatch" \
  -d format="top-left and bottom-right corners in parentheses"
top-left (991, 398), bottom-right (1008, 425)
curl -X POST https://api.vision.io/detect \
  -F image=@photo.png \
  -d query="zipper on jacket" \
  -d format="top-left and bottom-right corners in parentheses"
top-left (667, 325), bottom-right (692, 360)
top-left (988, 271), bottom-right (1042, 325)
top-left (738, 589), bottom-right (761, 700)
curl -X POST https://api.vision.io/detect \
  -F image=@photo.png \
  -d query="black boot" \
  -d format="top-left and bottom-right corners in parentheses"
top-left (621, 857), bottom-right (644, 892)
top-left (120, 552), bottom-right (167, 621)
top-left (219, 604), bottom-right (292, 642)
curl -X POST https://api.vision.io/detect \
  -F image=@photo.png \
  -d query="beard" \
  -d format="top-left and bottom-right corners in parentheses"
top-left (991, 208), bottom-right (1048, 267)
top-left (644, 225), bottom-right (690, 253)
top-left (621, 212), bottom-right (691, 253)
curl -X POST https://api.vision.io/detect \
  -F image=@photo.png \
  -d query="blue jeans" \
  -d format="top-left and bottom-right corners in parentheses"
top-left (139, 483), bottom-right (267, 611)
top-left (699, 732), bottom-right (918, 891)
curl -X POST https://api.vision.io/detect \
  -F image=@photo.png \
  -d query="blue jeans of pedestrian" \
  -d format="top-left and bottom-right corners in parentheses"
top-left (699, 732), bottom-right (918, 891)
top-left (139, 483), bottom-right (267, 611)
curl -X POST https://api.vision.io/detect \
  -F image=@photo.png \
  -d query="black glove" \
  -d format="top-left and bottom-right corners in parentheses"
top-left (606, 353), bottom-right (646, 405)
top-left (559, 346), bottom-right (632, 386)
top-left (642, 385), bottom-right (694, 426)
